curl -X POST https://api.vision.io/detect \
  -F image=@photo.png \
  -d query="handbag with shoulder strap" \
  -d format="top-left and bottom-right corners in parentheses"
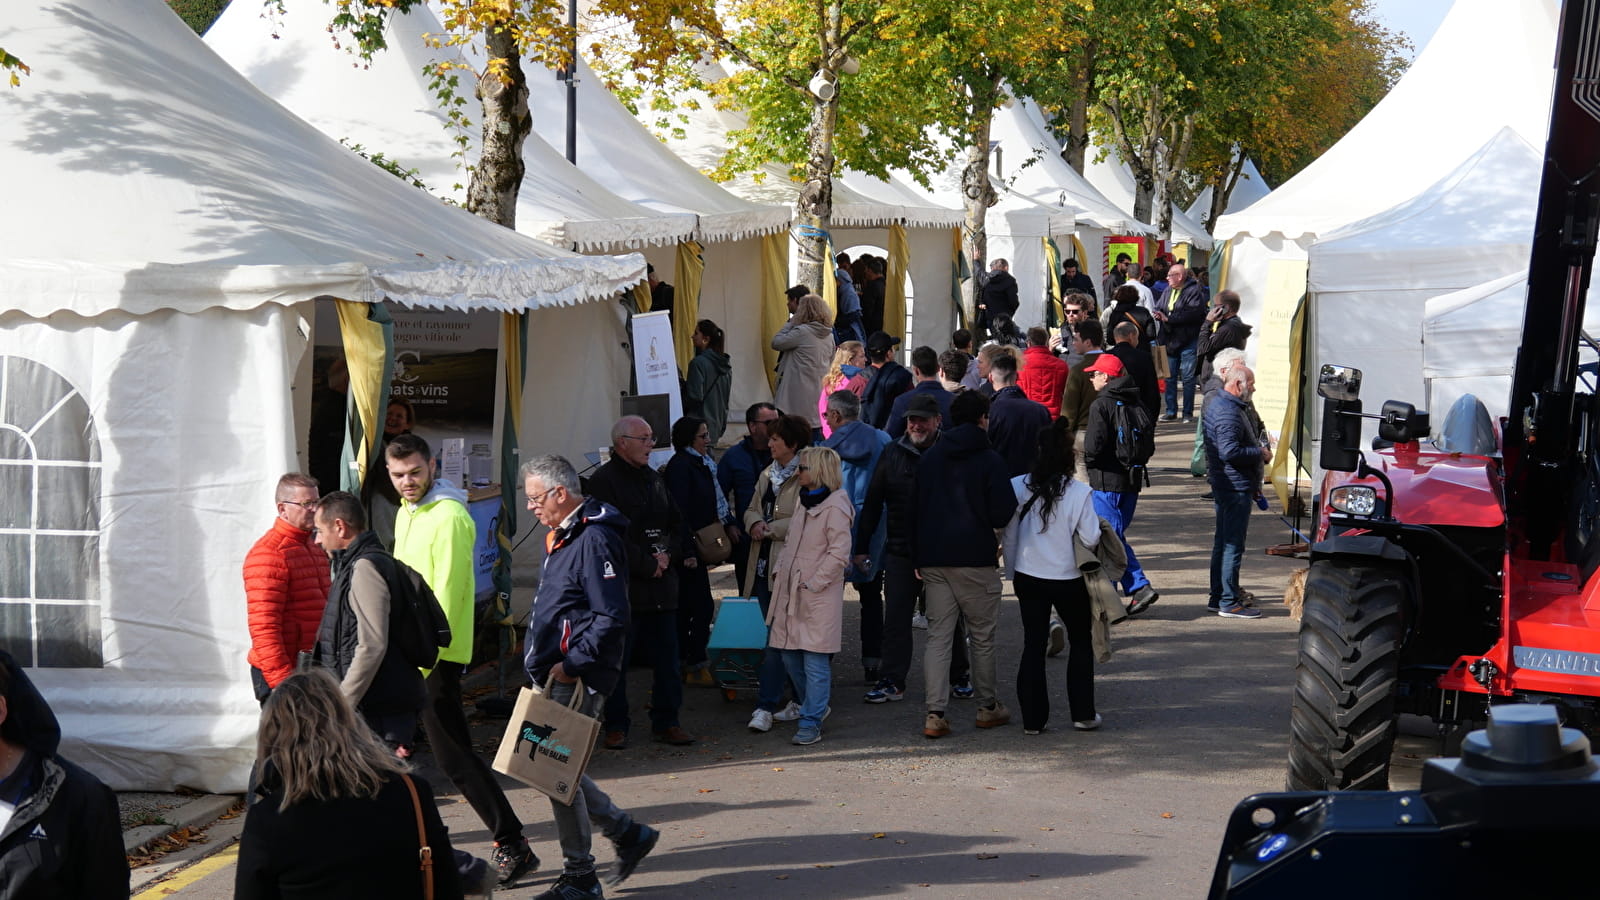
top-left (694, 521), bottom-right (733, 565)
top-left (400, 774), bottom-right (435, 900)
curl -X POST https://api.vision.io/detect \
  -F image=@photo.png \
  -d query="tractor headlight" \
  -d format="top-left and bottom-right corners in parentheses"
top-left (1329, 485), bottom-right (1378, 516)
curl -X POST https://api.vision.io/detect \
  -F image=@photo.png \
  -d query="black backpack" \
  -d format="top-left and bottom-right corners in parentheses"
top-left (381, 556), bottom-right (453, 669)
top-left (1113, 399), bottom-right (1156, 485)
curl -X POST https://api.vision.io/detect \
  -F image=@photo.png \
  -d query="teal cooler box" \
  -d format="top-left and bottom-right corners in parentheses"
top-left (706, 597), bottom-right (767, 701)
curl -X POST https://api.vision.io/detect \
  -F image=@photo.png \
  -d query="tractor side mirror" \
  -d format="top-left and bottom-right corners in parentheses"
top-left (1317, 365), bottom-right (1362, 402)
top-left (1321, 398), bottom-right (1363, 472)
top-left (1377, 400), bottom-right (1430, 444)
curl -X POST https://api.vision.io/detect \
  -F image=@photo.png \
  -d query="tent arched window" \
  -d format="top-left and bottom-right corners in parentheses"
top-left (0, 357), bottom-right (103, 668)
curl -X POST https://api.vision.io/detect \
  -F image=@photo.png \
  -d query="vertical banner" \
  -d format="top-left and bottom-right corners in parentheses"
top-left (1253, 258), bottom-right (1309, 442)
top-left (630, 310), bottom-right (682, 429)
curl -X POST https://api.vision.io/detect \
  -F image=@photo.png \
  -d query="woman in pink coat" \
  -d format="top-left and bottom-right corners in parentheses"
top-left (767, 446), bottom-right (855, 746)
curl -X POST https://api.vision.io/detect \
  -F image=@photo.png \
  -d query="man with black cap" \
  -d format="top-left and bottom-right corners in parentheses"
top-left (1082, 353), bottom-right (1160, 616)
top-left (861, 330), bottom-right (911, 430)
top-left (855, 392), bottom-right (966, 705)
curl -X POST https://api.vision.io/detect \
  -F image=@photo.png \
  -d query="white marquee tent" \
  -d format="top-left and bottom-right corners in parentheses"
top-left (206, 3), bottom-right (697, 254)
top-left (900, 154), bottom-right (1080, 331)
top-left (1, 0), bottom-right (644, 790)
top-left (1212, 0), bottom-right (1558, 440)
top-left (523, 57), bottom-right (792, 419)
top-left (1186, 157), bottom-right (1272, 230)
top-left (1307, 128), bottom-right (1542, 451)
top-left (1423, 271), bottom-right (1600, 426)
top-left (990, 100), bottom-right (1157, 295)
top-left (1084, 147), bottom-right (1214, 255)
top-left (658, 73), bottom-right (966, 351)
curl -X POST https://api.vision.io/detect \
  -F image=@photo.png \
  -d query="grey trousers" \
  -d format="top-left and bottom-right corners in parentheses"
top-left (546, 680), bottom-right (635, 877)
top-left (920, 566), bottom-right (1002, 712)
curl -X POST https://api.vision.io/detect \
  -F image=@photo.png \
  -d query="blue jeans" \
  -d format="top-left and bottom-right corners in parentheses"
top-left (546, 681), bottom-right (635, 877)
top-left (1210, 489), bottom-right (1253, 608)
top-left (778, 649), bottom-right (832, 729)
top-left (1165, 342), bottom-right (1198, 417)
top-left (755, 581), bottom-right (796, 712)
top-left (602, 610), bottom-right (682, 734)
top-left (1091, 490), bottom-right (1150, 595)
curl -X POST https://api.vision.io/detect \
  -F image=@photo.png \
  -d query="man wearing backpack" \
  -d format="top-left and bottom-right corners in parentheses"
top-left (387, 433), bottom-right (538, 887)
top-left (1081, 354), bottom-right (1160, 616)
top-left (311, 491), bottom-right (425, 745)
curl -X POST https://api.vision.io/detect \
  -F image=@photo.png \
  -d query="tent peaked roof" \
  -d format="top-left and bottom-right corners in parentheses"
top-left (1309, 127), bottom-right (1543, 293)
top-left (1186, 157), bottom-right (1272, 222)
top-left (524, 57), bottom-right (790, 244)
top-left (205, 2), bottom-right (695, 252)
top-left (1216, 0), bottom-right (1557, 242)
top-left (990, 101), bottom-right (1155, 236)
top-left (656, 65), bottom-right (962, 230)
top-left (1084, 148), bottom-right (1213, 250)
top-left (0, 0), bottom-right (644, 318)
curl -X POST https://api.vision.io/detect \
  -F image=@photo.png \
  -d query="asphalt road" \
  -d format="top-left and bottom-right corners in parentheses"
top-left (138, 426), bottom-right (1337, 899)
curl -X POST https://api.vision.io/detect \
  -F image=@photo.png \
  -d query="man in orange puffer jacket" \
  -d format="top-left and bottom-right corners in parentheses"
top-left (243, 473), bottom-right (330, 703)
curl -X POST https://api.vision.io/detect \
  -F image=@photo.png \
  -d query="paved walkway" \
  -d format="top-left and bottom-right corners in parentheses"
top-left (131, 425), bottom-right (1341, 899)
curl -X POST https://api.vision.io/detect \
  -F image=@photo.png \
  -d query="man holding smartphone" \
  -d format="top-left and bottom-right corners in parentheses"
top-left (1197, 290), bottom-right (1251, 383)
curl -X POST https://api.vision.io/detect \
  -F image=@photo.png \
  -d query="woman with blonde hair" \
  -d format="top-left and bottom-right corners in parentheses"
top-left (767, 445), bottom-right (854, 746)
top-left (235, 669), bottom-right (466, 899)
top-left (817, 340), bottom-right (868, 437)
top-left (773, 292), bottom-right (835, 432)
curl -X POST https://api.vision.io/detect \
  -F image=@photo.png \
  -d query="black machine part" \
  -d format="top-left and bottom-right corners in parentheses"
top-left (1210, 705), bottom-right (1600, 898)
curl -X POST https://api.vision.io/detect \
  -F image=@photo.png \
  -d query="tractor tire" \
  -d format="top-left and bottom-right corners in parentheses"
top-left (1286, 560), bottom-right (1408, 791)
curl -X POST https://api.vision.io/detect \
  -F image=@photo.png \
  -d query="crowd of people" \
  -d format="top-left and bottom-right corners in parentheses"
top-left (0, 254), bottom-right (1270, 899)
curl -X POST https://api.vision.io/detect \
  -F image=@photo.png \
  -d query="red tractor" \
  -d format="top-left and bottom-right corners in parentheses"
top-left (1287, 0), bottom-right (1600, 791)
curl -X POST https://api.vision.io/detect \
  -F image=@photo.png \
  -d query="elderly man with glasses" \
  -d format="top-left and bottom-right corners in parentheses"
top-left (243, 472), bottom-right (330, 704)
top-left (587, 416), bottom-right (697, 750)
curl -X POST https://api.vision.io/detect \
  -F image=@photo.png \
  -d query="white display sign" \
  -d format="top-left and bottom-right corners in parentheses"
top-left (630, 310), bottom-right (682, 428)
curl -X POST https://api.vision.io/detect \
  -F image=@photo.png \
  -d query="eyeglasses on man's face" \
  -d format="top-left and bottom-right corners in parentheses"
top-left (279, 499), bottom-right (318, 510)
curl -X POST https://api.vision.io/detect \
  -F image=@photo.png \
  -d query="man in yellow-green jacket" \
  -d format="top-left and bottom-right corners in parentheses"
top-left (387, 433), bottom-right (538, 888)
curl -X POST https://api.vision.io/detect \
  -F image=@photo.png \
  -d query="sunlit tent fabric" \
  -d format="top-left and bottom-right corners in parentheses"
top-left (522, 56), bottom-right (792, 420)
top-left (990, 100), bottom-right (1157, 294)
top-left (206, 2), bottom-right (696, 254)
top-left (1423, 271), bottom-right (1600, 425)
top-left (0, 0), bottom-right (643, 792)
top-left (901, 155), bottom-right (1079, 331)
top-left (1084, 146), bottom-right (1214, 254)
top-left (1212, 0), bottom-right (1558, 438)
top-left (1307, 128), bottom-right (1542, 452)
top-left (658, 70), bottom-right (965, 350)
top-left (1186, 157), bottom-right (1272, 226)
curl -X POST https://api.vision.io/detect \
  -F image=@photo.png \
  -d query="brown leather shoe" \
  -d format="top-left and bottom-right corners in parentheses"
top-left (603, 731), bottom-right (628, 750)
top-left (652, 726), bottom-right (696, 746)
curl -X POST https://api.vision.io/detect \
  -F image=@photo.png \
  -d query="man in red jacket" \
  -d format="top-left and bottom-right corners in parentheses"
top-left (243, 473), bottom-right (330, 703)
top-left (1018, 326), bottom-right (1070, 418)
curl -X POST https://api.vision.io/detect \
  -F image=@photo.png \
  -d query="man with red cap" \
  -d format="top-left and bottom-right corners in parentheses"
top-left (1081, 354), bottom-right (1160, 615)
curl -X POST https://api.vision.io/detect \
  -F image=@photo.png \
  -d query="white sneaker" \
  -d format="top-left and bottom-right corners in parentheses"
top-left (1072, 714), bottom-right (1103, 731)
top-left (772, 701), bottom-right (802, 722)
top-left (1047, 617), bottom-right (1066, 657)
top-left (911, 613), bottom-right (930, 630)
top-left (748, 708), bottom-right (774, 733)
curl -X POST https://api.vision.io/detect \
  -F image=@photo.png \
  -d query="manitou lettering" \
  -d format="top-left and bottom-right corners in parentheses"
top-left (1512, 646), bottom-right (1600, 677)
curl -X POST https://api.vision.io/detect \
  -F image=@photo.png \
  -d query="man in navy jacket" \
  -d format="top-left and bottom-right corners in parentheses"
top-left (1202, 367), bottom-right (1267, 620)
top-left (522, 455), bottom-right (661, 897)
top-left (909, 391), bottom-right (1018, 739)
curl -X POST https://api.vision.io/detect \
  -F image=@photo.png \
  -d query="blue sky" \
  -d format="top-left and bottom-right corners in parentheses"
top-left (1369, 0), bottom-right (1455, 59)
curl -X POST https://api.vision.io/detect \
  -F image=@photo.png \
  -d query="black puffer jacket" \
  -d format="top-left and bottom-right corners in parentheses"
top-left (855, 432), bottom-right (933, 559)
top-left (0, 650), bottom-right (128, 900)
top-left (586, 457), bottom-right (687, 612)
top-left (1084, 376), bottom-right (1148, 494)
top-left (1197, 315), bottom-right (1253, 382)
